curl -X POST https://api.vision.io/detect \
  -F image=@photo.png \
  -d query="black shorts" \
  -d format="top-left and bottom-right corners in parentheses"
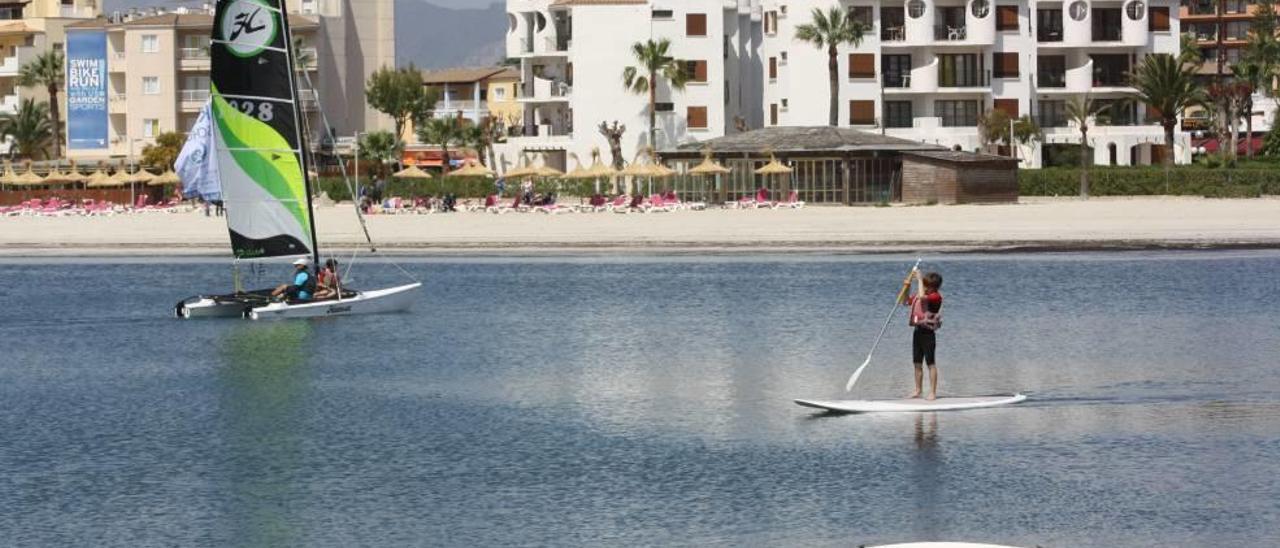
top-left (912, 328), bottom-right (937, 365)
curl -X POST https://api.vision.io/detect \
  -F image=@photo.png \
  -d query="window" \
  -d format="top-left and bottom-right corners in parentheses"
top-left (142, 118), bottom-right (160, 138)
top-left (1125, 0), bottom-right (1144, 20)
top-left (652, 9), bottom-right (673, 19)
top-left (1038, 55), bottom-right (1066, 87)
top-left (848, 6), bottom-right (873, 27)
top-left (935, 100), bottom-right (980, 127)
top-left (690, 60), bottom-right (709, 82)
top-left (142, 76), bottom-right (160, 94)
top-left (686, 13), bottom-right (707, 36)
top-left (764, 11), bottom-right (777, 34)
top-left (849, 100), bottom-right (875, 125)
top-left (479, 89), bottom-right (488, 101)
top-left (141, 34), bottom-right (159, 53)
top-left (881, 7), bottom-right (905, 40)
top-left (908, 0), bottom-right (926, 19)
top-left (884, 101), bottom-right (913, 128)
top-left (938, 54), bottom-right (984, 87)
top-left (1225, 21), bottom-right (1249, 41)
top-left (993, 52), bottom-right (1019, 78)
top-left (972, 0), bottom-right (990, 18)
top-left (993, 98), bottom-right (1019, 118)
top-left (1092, 8), bottom-right (1121, 40)
top-left (996, 5), bottom-right (1019, 31)
top-left (1148, 7), bottom-right (1169, 31)
top-left (1068, 1), bottom-right (1088, 21)
top-left (883, 54), bottom-right (912, 87)
top-left (655, 102), bottom-right (675, 112)
top-left (494, 87), bottom-right (506, 100)
top-left (687, 106), bottom-right (708, 129)
top-left (770, 103), bottom-right (778, 125)
top-left (769, 57), bottom-right (777, 79)
top-left (1091, 54), bottom-right (1129, 86)
top-left (848, 54), bottom-right (875, 79)
top-left (1039, 100), bottom-right (1067, 127)
top-left (1037, 9), bottom-right (1063, 42)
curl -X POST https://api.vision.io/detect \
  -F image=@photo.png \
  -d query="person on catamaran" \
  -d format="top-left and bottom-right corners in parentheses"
top-left (905, 270), bottom-right (943, 400)
top-left (272, 258), bottom-right (315, 302)
top-left (314, 258), bottom-right (341, 300)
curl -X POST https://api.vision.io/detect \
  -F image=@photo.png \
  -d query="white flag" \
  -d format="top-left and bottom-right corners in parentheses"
top-left (176, 101), bottom-right (221, 201)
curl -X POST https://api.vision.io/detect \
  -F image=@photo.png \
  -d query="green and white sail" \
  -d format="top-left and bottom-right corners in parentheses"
top-left (210, 0), bottom-right (317, 260)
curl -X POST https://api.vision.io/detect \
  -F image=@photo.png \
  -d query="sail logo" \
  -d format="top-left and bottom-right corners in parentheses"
top-left (220, 0), bottom-right (277, 58)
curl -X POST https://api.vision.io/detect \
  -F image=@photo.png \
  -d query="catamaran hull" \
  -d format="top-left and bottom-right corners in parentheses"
top-left (247, 283), bottom-right (421, 320)
top-left (177, 297), bottom-right (252, 318)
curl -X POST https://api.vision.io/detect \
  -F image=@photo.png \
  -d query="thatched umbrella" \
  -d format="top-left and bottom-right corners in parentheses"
top-left (393, 165), bottom-right (433, 179)
top-left (688, 148), bottom-right (732, 202)
top-left (150, 170), bottom-right (182, 187)
top-left (14, 162), bottom-right (45, 188)
top-left (0, 161), bottom-right (18, 191)
top-left (449, 160), bottom-right (495, 178)
top-left (85, 166), bottom-right (117, 189)
top-left (754, 152), bottom-right (793, 199)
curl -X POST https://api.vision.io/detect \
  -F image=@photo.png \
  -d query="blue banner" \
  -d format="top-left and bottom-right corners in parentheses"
top-left (66, 30), bottom-right (108, 150)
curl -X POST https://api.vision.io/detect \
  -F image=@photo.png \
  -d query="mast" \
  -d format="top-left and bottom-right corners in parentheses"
top-left (278, 1), bottom-right (322, 268)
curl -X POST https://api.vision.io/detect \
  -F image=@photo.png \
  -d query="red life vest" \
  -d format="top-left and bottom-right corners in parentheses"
top-left (909, 293), bottom-right (943, 330)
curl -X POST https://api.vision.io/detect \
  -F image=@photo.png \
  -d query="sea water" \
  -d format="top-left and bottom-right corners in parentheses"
top-left (0, 251), bottom-right (1277, 547)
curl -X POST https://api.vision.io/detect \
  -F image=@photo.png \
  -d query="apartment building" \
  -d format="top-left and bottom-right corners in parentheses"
top-left (1180, 0), bottom-right (1277, 136)
top-left (762, 0), bottom-right (1189, 167)
top-left (0, 0), bottom-right (98, 118)
top-left (499, 0), bottom-right (762, 172)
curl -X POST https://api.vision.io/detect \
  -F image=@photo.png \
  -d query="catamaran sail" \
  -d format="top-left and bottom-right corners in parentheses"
top-left (210, 0), bottom-right (318, 261)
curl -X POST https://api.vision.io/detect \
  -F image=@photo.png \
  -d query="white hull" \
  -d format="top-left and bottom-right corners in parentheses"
top-left (795, 394), bottom-right (1027, 413)
top-left (179, 297), bottom-right (252, 318)
top-left (248, 283), bottom-right (421, 320)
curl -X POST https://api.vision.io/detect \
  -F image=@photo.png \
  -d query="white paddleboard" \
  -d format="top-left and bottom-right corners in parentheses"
top-left (869, 543), bottom-right (1026, 548)
top-left (795, 393), bottom-right (1027, 413)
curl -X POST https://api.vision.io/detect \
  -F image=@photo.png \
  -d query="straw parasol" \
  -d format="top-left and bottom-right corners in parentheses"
top-left (688, 148), bottom-right (731, 202)
top-left (564, 153), bottom-right (591, 180)
top-left (109, 164), bottom-right (137, 185)
top-left (85, 165), bottom-right (117, 188)
top-left (132, 168), bottom-right (158, 185)
top-left (149, 169), bottom-right (181, 187)
top-left (0, 161), bottom-right (18, 189)
top-left (754, 153), bottom-right (793, 175)
top-left (449, 160), bottom-right (495, 178)
top-left (392, 164), bottom-right (433, 179)
top-left (41, 166), bottom-right (75, 186)
top-left (14, 162), bottom-right (45, 187)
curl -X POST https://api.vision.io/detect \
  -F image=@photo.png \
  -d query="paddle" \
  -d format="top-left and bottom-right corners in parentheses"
top-left (845, 259), bottom-right (921, 392)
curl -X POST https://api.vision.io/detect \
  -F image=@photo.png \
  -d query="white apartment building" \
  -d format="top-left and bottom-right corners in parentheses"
top-left (761, 0), bottom-right (1188, 167)
top-left (507, 0), bottom-right (1194, 169)
top-left (499, 0), bottom-right (763, 172)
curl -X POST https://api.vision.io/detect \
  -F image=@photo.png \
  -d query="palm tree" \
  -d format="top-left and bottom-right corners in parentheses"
top-left (794, 6), bottom-right (870, 126)
top-left (0, 99), bottom-right (53, 160)
top-left (1130, 53), bottom-right (1202, 167)
top-left (622, 38), bottom-right (689, 149)
top-left (417, 116), bottom-right (464, 175)
top-left (1231, 61), bottom-right (1264, 159)
top-left (1064, 94), bottom-right (1108, 198)
top-left (18, 51), bottom-right (64, 159)
top-left (357, 130), bottom-right (400, 175)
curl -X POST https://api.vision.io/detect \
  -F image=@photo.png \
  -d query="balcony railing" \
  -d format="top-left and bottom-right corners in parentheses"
top-left (934, 25), bottom-right (968, 41)
top-left (180, 47), bottom-right (209, 60)
top-left (938, 70), bottom-right (991, 88)
top-left (1092, 28), bottom-right (1121, 42)
top-left (884, 74), bottom-right (911, 88)
top-left (1038, 72), bottom-right (1067, 88)
top-left (181, 89), bottom-right (210, 102)
top-left (882, 26), bottom-right (905, 41)
top-left (1037, 26), bottom-right (1063, 42)
top-left (1038, 113), bottom-right (1068, 128)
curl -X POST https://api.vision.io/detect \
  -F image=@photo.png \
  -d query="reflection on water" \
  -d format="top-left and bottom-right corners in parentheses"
top-left (0, 252), bottom-right (1277, 547)
top-left (218, 322), bottom-right (311, 547)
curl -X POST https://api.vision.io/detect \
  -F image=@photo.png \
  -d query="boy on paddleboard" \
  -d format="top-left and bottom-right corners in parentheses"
top-left (905, 271), bottom-right (943, 400)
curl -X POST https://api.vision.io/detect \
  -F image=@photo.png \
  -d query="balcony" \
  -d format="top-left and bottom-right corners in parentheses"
top-left (1038, 71), bottom-right (1066, 88)
top-left (180, 47), bottom-right (209, 60)
top-left (543, 36), bottom-right (570, 53)
top-left (0, 45), bottom-right (36, 77)
top-left (519, 77), bottom-right (571, 102)
top-left (884, 73), bottom-right (910, 88)
top-left (299, 89), bottom-right (318, 111)
top-left (938, 70), bottom-right (990, 89)
top-left (934, 25), bottom-right (968, 41)
top-left (109, 93), bottom-right (127, 113)
top-left (0, 94), bottom-right (17, 115)
top-left (1037, 25), bottom-right (1063, 43)
top-left (110, 51), bottom-right (126, 72)
top-left (179, 47), bottom-right (210, 71)
top-left (296, 47), bottom-right (318, 70)
top-left (882, 26), bottom-right (906, 42)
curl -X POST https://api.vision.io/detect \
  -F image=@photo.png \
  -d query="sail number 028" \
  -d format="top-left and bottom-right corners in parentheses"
top-left (226, 99), bottom-right (275, 122)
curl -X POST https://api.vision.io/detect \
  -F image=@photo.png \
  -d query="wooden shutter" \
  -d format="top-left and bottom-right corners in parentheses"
top-left (994, 52), bottom-right (1019, 78)
top-left (686, 13), bottom-right (707, 36)
top-left (993, 98), bottom-right (1019, 118)
top-left (848, 54), bottom-right (875, 78)
top-left (770, 103), bottom-right (778, 125)
top-left (996, 5), bottom-right (1019, 30)
top-left (1149, 7), bottom-right (1169, 31)
top-left (769, 57), bottom-right (777, 79)
top-left (685, 60), bottom-right (708, 82)
top-left (687, 106), bottom-right (708, 129)
top-left (849, 100), bottom-right (875, 125)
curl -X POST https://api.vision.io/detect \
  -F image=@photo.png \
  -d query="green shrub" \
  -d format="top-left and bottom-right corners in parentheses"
top-left (1019, 166), bottom-right (1280, 197)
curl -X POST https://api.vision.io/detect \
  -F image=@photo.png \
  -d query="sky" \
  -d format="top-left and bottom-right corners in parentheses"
top-left (102, 0), bottom-right (498, 11)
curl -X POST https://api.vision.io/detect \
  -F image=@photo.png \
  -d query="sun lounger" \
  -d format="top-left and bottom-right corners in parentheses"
top-left (772, 190), bottom-right (805, 209)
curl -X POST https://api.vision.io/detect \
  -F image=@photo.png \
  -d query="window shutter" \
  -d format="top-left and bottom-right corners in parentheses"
top-left (994, 98), bottom-right (1019, 118)
top-left (687, 106), bottom-right (708, 129)
top-left (996, 5), bottom-right (1019, 30)
top-left (848, 54), bottom-right (875, 78)
top-left (849, 100), bottom-right (875, 125)
top-left (769, 57), bottom-right (777, 79)
top-left (1149, 7), bottom-right (1169, 31)
top-left (770, 103), bottom-right (778, 125)
top-left (695, 60), bottom-right (707, 82)
top-left (994, 52), bottom-right (1019, 77)
top-left (686, 13), bottom-right (707, 36)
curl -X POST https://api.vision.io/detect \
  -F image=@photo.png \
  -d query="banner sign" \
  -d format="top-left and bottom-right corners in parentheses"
top-left (66, 30), bottom-right (109, 150)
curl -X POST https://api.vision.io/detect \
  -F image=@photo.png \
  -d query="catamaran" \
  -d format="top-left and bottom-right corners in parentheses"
top-left (175, 0), bottom-right (419, 320)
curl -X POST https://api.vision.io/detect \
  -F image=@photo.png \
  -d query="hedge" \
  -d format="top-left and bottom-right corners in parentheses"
top-left (313, 176), bottom-right (599, 203)
top-left (1019, 166), bottom-right (1280, 198)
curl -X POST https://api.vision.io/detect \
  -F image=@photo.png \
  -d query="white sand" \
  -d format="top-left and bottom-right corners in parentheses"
top-left (1, 197), bottom-right (1277, 255)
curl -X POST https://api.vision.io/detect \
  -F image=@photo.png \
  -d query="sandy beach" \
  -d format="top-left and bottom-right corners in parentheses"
top-left (1, 196), bottom-right (1277, 256)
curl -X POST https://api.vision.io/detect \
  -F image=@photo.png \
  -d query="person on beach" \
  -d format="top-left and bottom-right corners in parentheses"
top-left (314, 258), bottom-right (341, 300)
top-left (905, 270), bottom-right (943, 400)
top-left (272, 258), bottom-right (315, 302)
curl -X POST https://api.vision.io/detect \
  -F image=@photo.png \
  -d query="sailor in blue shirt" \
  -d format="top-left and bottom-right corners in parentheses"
top-left (272, 257), bottom-right (315, 302)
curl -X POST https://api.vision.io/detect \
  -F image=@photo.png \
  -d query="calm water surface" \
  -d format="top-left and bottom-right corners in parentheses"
top-left (1, 252), bottom-right (1278, 547)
